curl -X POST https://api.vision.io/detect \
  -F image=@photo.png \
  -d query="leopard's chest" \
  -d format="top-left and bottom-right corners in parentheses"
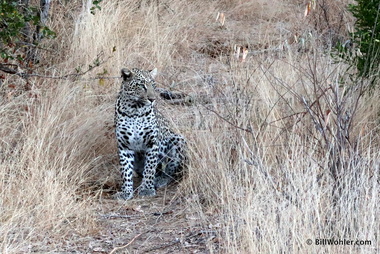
top-left (116, 112), bottom-right (158, 151)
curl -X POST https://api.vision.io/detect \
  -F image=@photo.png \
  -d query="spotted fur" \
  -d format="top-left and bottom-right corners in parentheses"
top-left (114, 67), bottom-right (186, 200)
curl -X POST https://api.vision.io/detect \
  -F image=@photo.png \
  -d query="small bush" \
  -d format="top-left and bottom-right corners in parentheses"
top-left (337, 0), bottom-right (380, 87)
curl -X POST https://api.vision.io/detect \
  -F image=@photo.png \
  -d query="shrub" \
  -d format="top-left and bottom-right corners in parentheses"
top-left (0, 1), bottom-right (40, 61)
top-left (337, 0), bottom-right (380, 87)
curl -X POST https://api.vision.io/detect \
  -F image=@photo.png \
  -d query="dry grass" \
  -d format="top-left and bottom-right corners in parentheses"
top-left (184, 55), bottom-right (380, 253)
top-left (0, 0), bottom-right (379, 253)
top-left (0, 80), bottom-right (107, 251)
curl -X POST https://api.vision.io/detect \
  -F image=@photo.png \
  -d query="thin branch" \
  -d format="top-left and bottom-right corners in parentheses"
top-left (0, 50), bottom-right (114, 81)
top-left (109, 233), bottom-right (143, 254)
top-left (24, 72), bottom-right (120, 80)
top-left (267, 110), bottom-right (307, 125)
top-left (0, 64), bottom-right (18, 75)
top-left (0, 59), bottom-right (120, 81)
top-left (142, 239), bottom-right (181, 253)
top-left (203, 105), bottom-right (253, 133)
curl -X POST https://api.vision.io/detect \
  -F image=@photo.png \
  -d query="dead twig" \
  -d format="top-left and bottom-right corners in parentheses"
top-left (142, 239), bottom-right (181, 253)
top-left (109, 233), bottom-right (143, 254)
top-left (99, 213), bottom-right (135, 219)
top-left (0, 62), bottom-right (120, 81)
top-left (0, 64), bottom-right (18, 75)
top-left (0, 51), bottom-right (115, 81)
top-left (25, 73), bottom-right (120, 81)
top-left (203, 105), bottom-right (253, 133)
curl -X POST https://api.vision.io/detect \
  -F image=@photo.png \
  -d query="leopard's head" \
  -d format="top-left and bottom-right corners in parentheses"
top-left (120, 68), bottom-right (157, 103)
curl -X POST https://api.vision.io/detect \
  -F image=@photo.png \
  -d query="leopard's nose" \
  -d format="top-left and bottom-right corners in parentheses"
top-left (148, 97), bottom-right (155, 103)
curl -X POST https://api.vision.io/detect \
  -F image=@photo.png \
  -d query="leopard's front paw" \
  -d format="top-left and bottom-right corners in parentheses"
top-left (113, 191), bottom-right (133, 200)
top-left (138, 186), bottom-right (156, 197)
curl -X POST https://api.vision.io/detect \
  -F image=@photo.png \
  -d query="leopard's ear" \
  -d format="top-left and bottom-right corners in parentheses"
top-left (121, 68), bottom-right (132, 81)
top-left (149, 68), bottom-right (157, 79)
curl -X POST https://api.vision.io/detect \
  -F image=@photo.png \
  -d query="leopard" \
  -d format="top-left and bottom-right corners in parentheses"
top-left (114, 67), bottom-right (186, 200)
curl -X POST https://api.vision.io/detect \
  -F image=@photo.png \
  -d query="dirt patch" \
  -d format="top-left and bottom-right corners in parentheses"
top-left (82, 185), bottom-right (219, 254)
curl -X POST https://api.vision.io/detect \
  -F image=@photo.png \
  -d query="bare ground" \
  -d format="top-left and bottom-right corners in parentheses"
top-left (20, 176), bottom-right (219, 253)
top-left (71, 185), bottom-right (219, 254)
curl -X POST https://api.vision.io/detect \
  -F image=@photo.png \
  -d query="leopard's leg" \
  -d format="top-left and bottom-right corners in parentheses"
top-left (155, 134), bottom-right (186, 188)
top-left (115, 148), bottom-right (135, 200)
top-left (138, 144), bottom-right (158, 197)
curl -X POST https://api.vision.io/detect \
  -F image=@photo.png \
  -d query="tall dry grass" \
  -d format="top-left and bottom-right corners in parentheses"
top-left (184, 53), bottom-right (380, 253)
top-left (0, 80), bottom-right (113, 251)
top-left (0, 0), bottom-right (379, 253)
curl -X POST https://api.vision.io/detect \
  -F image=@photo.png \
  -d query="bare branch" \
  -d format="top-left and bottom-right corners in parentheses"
top-left (0, 64), bottom-right (18, 75)
top-left (0, 51), bottom-right (115, 81)
top-left (203, 105), bottom-right (253, 133)
top-left (109, 233), bottom-right (143, 254)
